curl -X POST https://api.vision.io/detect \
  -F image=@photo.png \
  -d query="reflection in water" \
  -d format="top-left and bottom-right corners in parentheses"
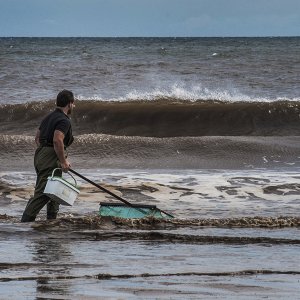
top-left (31, 239), bottom-right (72, 298)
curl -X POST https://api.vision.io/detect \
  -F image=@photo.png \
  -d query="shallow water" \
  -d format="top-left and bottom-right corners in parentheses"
top-left (1, 221), bottom-right (300, 299)
top-left (1, 168), bottom-right (300, 299)
top-left (2, 168), bottom-right (300, 218)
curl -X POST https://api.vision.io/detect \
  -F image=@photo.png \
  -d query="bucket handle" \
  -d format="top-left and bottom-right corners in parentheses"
top-left (51, 168), bottom-right (78, 187)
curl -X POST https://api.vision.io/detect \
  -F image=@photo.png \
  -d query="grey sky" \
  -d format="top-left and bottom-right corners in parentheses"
top-left (0, 0), bottom-right (299, 37)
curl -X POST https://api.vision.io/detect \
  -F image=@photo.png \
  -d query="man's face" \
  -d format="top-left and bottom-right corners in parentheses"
top-left (67, 102), bottom-right (75, 115)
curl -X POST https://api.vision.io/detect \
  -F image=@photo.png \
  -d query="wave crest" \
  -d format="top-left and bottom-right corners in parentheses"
top-left (1, 99), bottom-right (300, 137)
top-left (77, 85), bottom-right (300, 103)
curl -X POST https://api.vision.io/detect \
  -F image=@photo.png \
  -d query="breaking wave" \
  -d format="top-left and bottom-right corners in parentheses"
top-left (1, 98), bottom-right (300, 137)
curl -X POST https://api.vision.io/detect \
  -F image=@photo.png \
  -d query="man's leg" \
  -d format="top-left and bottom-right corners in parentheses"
top-left (21, 164), bottom-right (53, 222)
top-left (21, 194), bottom-right (51, 222)
top-left (21, 147), bottom-right (59, 222)
top-left (47, 200), bottom-right (60, 220)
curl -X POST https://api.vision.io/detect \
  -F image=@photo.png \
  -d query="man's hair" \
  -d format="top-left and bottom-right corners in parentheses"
top-left (56, 90), bottom-right (74, 107)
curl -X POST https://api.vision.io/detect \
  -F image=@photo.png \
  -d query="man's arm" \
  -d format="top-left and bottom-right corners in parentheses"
top-left (53, 130), bottom-right (71, 172)
top-left (35, 130), bottom-right (40, 147)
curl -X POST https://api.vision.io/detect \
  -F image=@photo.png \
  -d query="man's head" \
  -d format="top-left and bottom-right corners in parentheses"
top-left (56, 90), bottom-right (75, 115)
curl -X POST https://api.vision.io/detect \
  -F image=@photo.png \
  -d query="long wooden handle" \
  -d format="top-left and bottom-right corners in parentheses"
top-left (70, 169), bottom-right (135, 207)
top-left (69, 169), bottom-right (174, 218)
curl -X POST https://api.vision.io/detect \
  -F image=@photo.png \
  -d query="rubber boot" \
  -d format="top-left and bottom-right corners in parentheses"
top-left (47, 200), bottom-right (59, 220)
top-left (21, 213), bottom-right (36, 223)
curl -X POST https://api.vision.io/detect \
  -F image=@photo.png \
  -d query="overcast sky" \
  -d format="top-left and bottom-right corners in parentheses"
top-left (0, 0), bottom-right (299, 37)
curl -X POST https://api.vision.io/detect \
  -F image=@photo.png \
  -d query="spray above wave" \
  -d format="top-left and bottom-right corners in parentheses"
top-left (1, 98), bottom-right (300, 137)
top-left (78, 85), bottom-right (300, 103)
top-left (121, 88), bottom-right (252, 103)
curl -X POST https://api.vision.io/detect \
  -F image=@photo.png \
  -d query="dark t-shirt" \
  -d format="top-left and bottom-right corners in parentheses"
top-left (39, 108), bottom-right (74, 147)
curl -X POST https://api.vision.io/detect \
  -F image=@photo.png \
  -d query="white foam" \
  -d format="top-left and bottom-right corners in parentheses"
top-left (2, 169), bottom-right (300, 218)
top-left (77, 83), bottom-right (300, 103)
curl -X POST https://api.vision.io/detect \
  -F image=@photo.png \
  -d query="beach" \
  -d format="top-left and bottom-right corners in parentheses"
top-left (0, 37), bottom-right (300, 299)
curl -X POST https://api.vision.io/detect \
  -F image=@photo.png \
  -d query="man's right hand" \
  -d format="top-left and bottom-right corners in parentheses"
top-left (60, 159), bottom-right (71, 172)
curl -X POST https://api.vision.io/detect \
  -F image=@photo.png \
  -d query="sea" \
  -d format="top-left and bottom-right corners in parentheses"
top-left (0, 37), bottom-right (300, 299)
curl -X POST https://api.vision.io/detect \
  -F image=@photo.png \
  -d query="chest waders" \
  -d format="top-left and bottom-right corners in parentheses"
top-left (21, 146), bottom-right (62, 222)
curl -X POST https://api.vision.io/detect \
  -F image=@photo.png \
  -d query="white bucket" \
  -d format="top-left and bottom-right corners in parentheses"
top-left (44, 168), bottom-right (80, 206)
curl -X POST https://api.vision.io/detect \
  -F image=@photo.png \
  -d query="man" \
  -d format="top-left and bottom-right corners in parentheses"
top-left (21, 90), bottom-right (75, 222)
